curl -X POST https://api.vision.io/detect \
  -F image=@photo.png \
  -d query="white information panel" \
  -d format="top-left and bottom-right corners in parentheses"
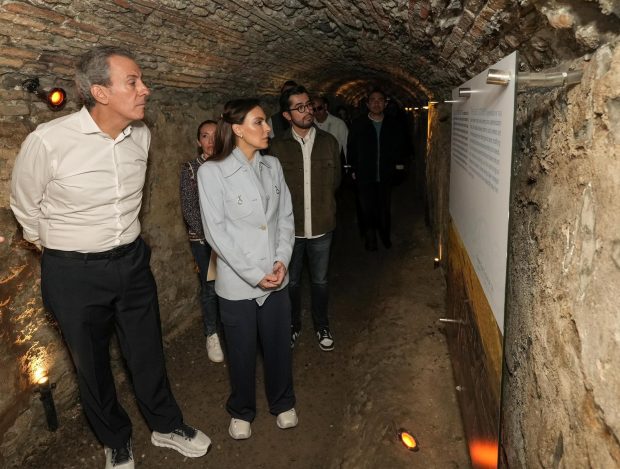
top-left (449, 52), bottom-right (517, 333)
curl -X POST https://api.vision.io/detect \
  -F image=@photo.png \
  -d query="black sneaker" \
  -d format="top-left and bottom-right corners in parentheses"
top-left (316, 327), bottom-right (334, 351)
top-left (291, 329), bottom-right (301, 349)
top-left (104, 439), bottom-right (133, 468)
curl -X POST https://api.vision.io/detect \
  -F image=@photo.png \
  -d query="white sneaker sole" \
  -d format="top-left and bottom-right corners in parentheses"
top-left (319, 342), bottom-right (334, 351)
top-left (208, 353), bottom-right (224, 363)
top-left (150, 434), bottom-right (210, 458)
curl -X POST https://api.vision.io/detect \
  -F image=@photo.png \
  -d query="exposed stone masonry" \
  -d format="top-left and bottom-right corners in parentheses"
top-left (1, 1), bottom-right (618, 106)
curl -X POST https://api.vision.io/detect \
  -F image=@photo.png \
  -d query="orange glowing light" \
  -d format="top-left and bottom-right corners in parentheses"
top-left (398, 429), bottom-right (419, 452)
top-left (47, 88), bottom-right (66, 109)
top-left (469, 440), bottom-right (498, 469)
top-left (33, 366), bottom-right (48, 385)
top-left (49, 90), bottom-right (64, 105)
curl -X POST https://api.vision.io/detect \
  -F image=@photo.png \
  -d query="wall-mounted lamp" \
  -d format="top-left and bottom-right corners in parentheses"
top-left (35, 374), bottom-right (58, 431)
top-left (22, 78), bottom-right (67, 111)
top-left (398, 428), bottom-right (420, 452)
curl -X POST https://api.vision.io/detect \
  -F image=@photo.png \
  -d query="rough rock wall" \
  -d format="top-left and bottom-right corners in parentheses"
top-left (424, 41), bottom-right (620, 469)
top-left (425, 103), bottom-right (452, 262)
top-left (502, 42), bottom-right (620, 468)
top-left (0, 85), bottom-right (233, 465)
top-left (2, 0), bottom-right (618, 107)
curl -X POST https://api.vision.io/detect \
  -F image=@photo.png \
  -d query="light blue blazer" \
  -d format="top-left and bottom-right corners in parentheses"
top-left (197, 147), bottom-right (295, 301)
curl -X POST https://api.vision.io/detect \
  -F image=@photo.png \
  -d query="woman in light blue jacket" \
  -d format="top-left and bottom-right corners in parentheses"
top-left (197, 99), bottom-right (297, 440)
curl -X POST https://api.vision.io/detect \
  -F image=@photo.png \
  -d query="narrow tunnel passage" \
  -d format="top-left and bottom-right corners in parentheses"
top-left (1, 2), bottom-right (619, 468)
top-left (22, 177), bottom-right (469, 468)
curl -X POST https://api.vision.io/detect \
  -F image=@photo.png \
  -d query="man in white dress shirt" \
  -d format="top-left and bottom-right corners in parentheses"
top-left (10, 46), bottom-right (210, 469)
top-left (312, 95), bottom-right (349, 167)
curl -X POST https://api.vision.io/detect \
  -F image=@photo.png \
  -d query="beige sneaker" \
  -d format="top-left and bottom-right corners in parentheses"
top-left (206, 333), bottom-right (224, 362)
top-left (276, 408), bottom-right (298, 429)
top-left (228, 418), bottom-right (251, 440)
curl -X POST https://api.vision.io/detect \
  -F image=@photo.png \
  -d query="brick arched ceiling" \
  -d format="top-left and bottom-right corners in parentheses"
top-left (1, 0), bottom-right (619, 106)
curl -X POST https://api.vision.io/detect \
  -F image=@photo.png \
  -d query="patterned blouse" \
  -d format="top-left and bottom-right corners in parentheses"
top-left (180, 154), bottom-right (208, 241)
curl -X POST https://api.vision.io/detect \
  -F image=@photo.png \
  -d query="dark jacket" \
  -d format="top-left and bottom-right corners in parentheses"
top-left (347, 114), bottom-right (409, 184)
top-left (270, 127), bottom-right (341, 237)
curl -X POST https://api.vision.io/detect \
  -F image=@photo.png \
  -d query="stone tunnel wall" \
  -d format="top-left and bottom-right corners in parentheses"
top-left (425, 43), bottom-right (620, 467)
top-left (501, 42), bottom-right (620, 468)
top-left (0, 82), bottom-right (278, 465)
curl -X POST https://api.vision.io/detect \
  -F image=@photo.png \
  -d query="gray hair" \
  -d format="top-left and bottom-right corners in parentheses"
top-left (75, 46), bottom-right (135, 109)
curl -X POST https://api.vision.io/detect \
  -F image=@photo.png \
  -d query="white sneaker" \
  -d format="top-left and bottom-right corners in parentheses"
top-left (276, 408), bottom-right (298, 429)
top-left (151, 423), bottom-right (211, 457)
top-left (228, 418), bottom-right (251, 440)
top-left (206, 333), bottom-right (224, 362)
top-left (316, 328), bottom-right (334, 351)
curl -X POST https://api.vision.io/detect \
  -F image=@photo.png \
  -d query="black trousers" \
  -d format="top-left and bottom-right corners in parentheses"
top-left (41, 238), bottom-right (182, 448)
top-left (218, 288), bottom-right (295, 422)
top-left (358, 181), bottom-right (393, 244)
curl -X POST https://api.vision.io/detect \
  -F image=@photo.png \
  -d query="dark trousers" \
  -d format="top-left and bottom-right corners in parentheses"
top-left (189, 240), bottom-right (219, 336)
top-left (218, 288), bottom-right (295, 422)
top-left (41, 238), bottom-right (182, 448)
top-left (287, 232), bottom-right (333, 332)
top-left (358, 182), bottom-right (392, 245)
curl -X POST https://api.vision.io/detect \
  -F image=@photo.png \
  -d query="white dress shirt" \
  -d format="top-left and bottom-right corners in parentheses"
top-left (291, 126), bottom-right (324, 239)
top-left (314, 113), bottom-right (349, 161)
top-left (10, 106), bottom-right (150, 252)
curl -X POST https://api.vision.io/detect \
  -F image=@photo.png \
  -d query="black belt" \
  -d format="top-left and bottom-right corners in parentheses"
top-left (44, 238), bottom-right (140, 260)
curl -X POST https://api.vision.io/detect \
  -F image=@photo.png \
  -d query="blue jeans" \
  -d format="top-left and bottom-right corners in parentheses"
top-left (288, 232), bottom-right (333, 332)
top-left (190, 240), bottom-right (219, 336)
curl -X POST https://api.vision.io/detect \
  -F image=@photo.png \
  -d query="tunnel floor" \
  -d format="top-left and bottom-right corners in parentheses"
top-left (24, 177), bottom-right (470, 469)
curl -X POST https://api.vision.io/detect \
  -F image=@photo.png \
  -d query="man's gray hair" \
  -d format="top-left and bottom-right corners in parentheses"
top-left (75, 46), bottom-right (135, 109)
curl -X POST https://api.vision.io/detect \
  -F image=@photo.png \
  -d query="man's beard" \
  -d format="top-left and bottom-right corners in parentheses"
top-left (292, 115), bottom-right (314, 129)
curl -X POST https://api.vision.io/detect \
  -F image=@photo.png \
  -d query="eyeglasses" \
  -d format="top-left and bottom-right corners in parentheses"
top-left (289, 102), bottom-right (314, 113)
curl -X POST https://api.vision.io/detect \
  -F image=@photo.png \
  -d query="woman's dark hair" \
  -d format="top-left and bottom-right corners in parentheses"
top-left (196, 119), bottom-right (217, 140)
top-left (212, 98), bottom-right (261, 161)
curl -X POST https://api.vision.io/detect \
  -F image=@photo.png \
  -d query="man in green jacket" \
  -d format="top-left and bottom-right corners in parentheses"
top-left (270, 85), bottom-right (341, 351)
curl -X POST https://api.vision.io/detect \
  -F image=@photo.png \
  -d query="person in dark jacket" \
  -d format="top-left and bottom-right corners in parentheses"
top-left (347, 88), bottom-right (409, 250)
top-left (270, 85), bottom-right (341, 351)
